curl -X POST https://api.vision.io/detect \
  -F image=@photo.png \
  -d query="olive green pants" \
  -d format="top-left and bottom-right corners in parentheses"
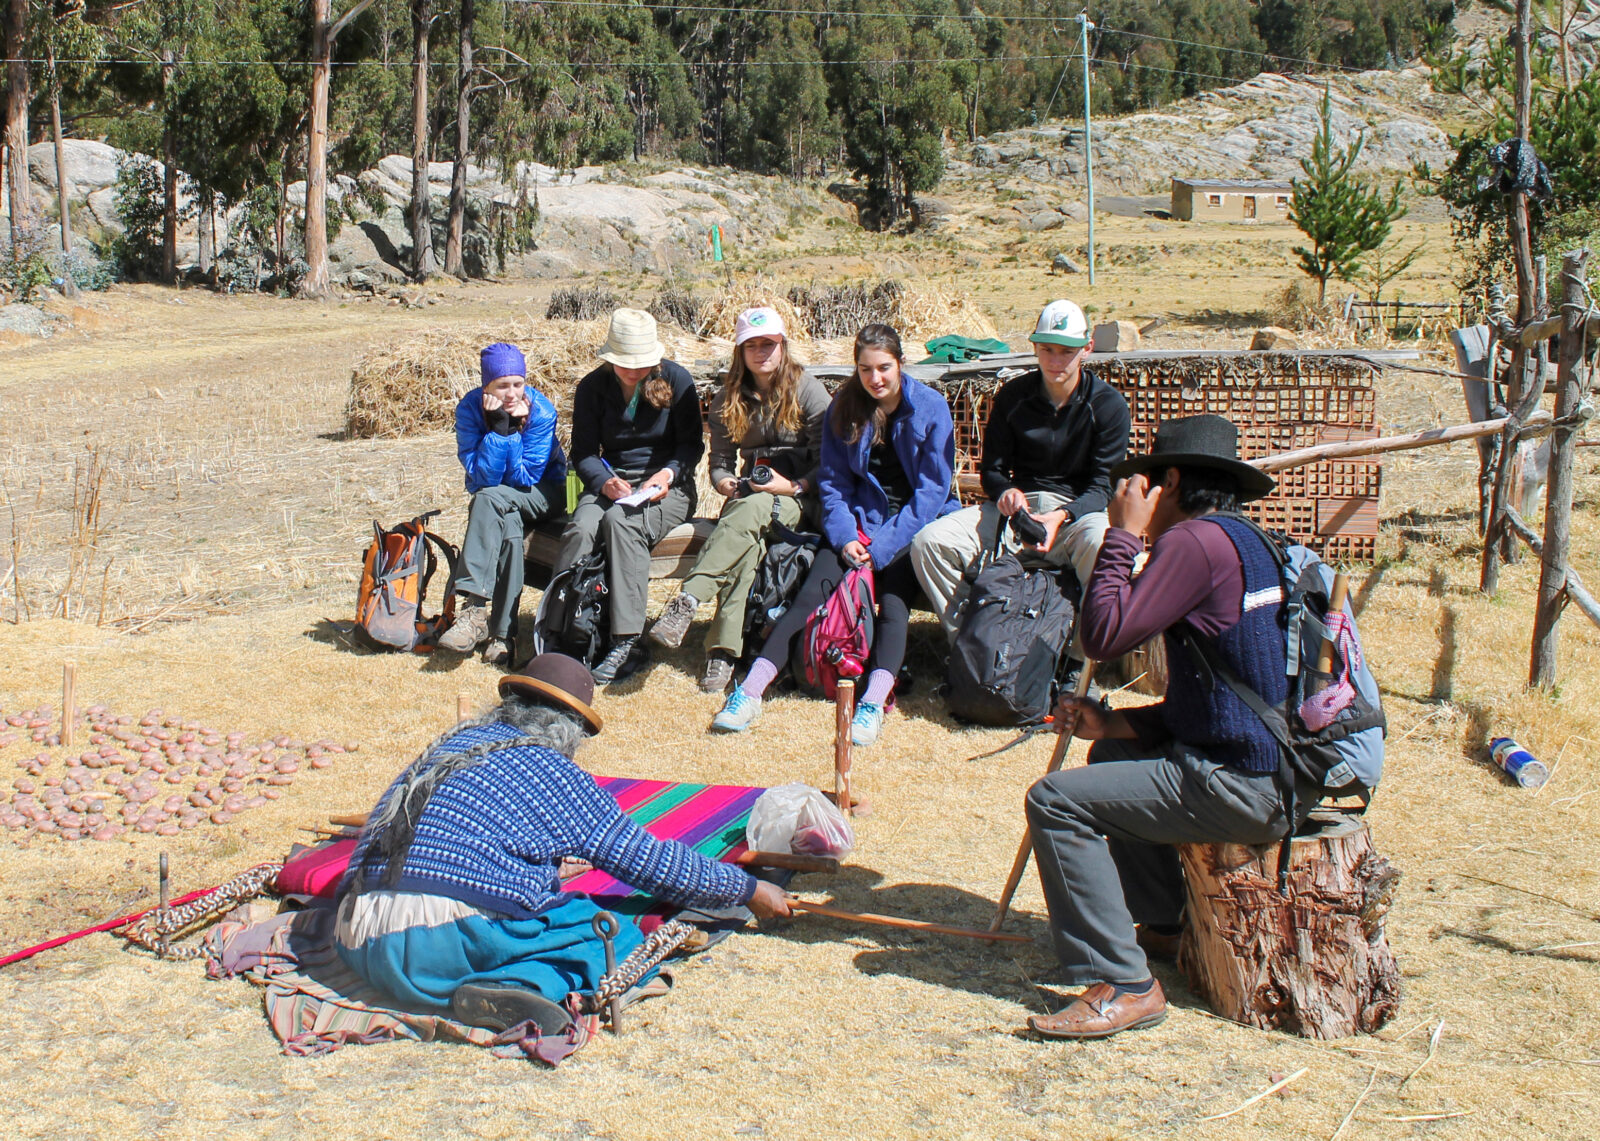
top-left (679, 492), bottom-right (805, 658)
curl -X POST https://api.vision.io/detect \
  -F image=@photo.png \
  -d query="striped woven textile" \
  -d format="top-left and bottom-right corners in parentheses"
top-left (563, 776), bottom-right (764, 914)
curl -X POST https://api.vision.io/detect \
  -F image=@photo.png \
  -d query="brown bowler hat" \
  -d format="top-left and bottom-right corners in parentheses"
top-left (499, 653), bottom-right (603, 735)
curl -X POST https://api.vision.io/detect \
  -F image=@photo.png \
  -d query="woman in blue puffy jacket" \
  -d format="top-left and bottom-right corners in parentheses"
top-left (711, 324), bottom-right (958, 747)
top-left (437, 343), bottom-right (567, 664)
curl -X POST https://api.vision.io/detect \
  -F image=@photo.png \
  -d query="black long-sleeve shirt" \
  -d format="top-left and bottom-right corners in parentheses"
top-left (978, 367), bottom-right (1130, 519)
top-left (570, 360), bottom-right (705, 491)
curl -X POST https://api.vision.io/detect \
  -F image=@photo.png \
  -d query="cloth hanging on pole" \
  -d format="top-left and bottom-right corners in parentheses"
top-left (1481, 139), bottom-right (1553, 199)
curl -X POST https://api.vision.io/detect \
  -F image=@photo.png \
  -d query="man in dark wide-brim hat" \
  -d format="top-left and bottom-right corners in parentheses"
top-left (1021, 415), bottom-right (1319, 1040)
top-left (334, 652), bottom-right (790, 1037)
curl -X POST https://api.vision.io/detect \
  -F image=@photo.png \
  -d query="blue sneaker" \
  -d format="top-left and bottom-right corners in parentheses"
top-left (850, 700), bottom-right (885, 747)
top-left (712, 688), bottom-right (763, 733)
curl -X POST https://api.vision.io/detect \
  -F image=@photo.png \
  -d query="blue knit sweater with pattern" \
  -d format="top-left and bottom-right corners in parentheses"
top-left (1159, 515), bottom-right (1288, 773)
top-left (340, 721), bottom-right (757, 919)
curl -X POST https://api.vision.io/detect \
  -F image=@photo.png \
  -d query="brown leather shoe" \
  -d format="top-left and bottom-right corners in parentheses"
top-left (1135, 925), bottom-right (1182, 962)
top-left (1028, 980), bottom-right (1167, 1040)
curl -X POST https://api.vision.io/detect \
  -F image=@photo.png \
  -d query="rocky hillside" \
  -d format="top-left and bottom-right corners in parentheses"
top-left (948, 66), bottom-right (1459, 198)
top-left (7, 141), bottom-right (841, 288)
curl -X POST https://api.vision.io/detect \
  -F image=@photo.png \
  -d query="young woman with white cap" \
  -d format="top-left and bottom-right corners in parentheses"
top-left (646, 307), bottom-right (832, 693)
top-left (711, 324), bottom-right (960, 747)
top-left (554, 308), bottom-right (705, 684)
top-left (910, 299), bottom-right (1130, 647)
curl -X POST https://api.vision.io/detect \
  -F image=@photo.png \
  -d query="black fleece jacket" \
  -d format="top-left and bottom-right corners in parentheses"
top-left (978, 367), bottom-right (1130, 518)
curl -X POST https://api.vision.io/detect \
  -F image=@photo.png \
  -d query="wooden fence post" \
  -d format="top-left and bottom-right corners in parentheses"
top-left (1530, 249), bottom-right (1594, 689)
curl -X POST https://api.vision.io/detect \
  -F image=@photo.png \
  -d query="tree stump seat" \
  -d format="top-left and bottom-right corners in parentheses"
top-left (1177, 809), bottom-right (1402, 1040)
top-left (522, 516), bottom-right (717, 590)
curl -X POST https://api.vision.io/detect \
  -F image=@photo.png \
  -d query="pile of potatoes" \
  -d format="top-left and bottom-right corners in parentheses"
top-left (1, 704), bottom-right (358, 842)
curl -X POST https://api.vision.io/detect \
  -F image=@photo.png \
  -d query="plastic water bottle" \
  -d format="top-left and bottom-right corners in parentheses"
top-left (1490, 737), bottom-right (1550, 789)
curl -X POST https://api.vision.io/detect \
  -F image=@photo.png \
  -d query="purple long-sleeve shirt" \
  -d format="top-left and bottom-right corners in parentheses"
top-left (1080, 518), bottom-right (1245, 743)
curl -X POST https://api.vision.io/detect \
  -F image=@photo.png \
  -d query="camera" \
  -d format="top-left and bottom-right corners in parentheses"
top-left (1010, 510), bottom-right (1048, 546)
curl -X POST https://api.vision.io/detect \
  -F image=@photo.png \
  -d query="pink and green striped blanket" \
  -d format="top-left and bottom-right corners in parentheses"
top-left (562, 776), bottom-right (765, 913)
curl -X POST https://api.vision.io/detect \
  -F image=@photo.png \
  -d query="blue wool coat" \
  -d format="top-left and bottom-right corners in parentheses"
top-left (819, 373), bottom-right (960, 568)
top-left (455, 388), bottom-right (567, 494)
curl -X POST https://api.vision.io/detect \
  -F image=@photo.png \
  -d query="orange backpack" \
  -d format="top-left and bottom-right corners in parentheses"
top-left (354, 512), bottom-right (460, 652)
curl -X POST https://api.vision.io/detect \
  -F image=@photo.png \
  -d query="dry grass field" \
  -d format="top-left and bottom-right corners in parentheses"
top-left (1, 211), bottom-right (1597, 1140)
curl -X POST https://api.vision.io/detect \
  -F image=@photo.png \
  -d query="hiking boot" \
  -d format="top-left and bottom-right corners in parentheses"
top-left (649, 592), bottom-right (698, 649)
top-left (592, 635), bottom-right (649, 685)
top-left (481, 638), bottom-right (511, 667)
top-left (850, 700), bottom-right (885, 747)
top-left (437, 599), bottom-right (489, 653)
top-left (711, 688), bottom-right (762, 733)
top-left (450, 983), bottom-right (573, 1036)
top-left (699, 652), bottom-right (735, 694)
top-left (1028, 979), bottom-right (1167, 1040)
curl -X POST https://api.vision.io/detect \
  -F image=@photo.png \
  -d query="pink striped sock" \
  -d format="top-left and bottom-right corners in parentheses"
top-left (863, 669), bottom-right (895, 706)
top-left (741, 658), bottom-right (779, 698)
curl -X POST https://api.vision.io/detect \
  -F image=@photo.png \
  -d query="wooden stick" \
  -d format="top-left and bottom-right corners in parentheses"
top-left (61, 660), bottom-right (76, 747)
top-left (456, 693), bottom-right (470, 721)
top-left (1316, 573), bottom-right (1351, 674)
top-left (990, 661), bottom-right (1098, 932)
top-left (327, 813), bottom-right (369, 828)
top-left (791, 900), bottom-right (1032, 944)
top-left (834, 678), bottom-right (854, 817)
top-left (1252, 411), bottom-right (1553, 474)
top-left (735, 850), bottom-right (839, 874)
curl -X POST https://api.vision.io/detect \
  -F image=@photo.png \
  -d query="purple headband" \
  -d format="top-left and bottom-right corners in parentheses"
top-left (481, 342), bottom-right (526, 384)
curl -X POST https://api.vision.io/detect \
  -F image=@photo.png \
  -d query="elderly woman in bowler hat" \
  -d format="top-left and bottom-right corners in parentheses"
top-left (554, 309), bottom-right (706, 684)
top-left (647, 306), bottom-right (832, 693)
top-left (437, 342), bottom-right (567, 663)
top-left (336, 652), bottom-right (791, 1037)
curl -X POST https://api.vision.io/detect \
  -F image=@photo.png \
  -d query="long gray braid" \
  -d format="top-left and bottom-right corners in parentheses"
top-left (362, 695), bottom-right (586, 884)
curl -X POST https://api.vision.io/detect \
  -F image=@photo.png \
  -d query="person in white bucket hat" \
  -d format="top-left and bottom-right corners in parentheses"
top-left (646, 306), bottom-right (831, 693)
top-left (910, 298), bottom-right (1129, 665)
top-left (553, 308), bottom-right (705, 684)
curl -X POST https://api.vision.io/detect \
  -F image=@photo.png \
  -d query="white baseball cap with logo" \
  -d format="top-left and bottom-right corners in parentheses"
top-left (1029, 299), bottom-right (1090, 348)
top-left (734, 306), bottom-right (787, 346)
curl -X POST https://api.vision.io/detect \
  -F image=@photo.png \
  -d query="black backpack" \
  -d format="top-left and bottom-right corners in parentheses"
top-left (946, 550), bottom-right (1079, 727)
top-left (532, 549), bottom-right (610, 668)
top-left (740, 516), bottom-right (820, 666)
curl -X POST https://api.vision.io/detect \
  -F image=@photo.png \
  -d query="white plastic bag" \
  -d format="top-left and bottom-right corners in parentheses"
top-left (746, 782), bottom-right (855, 859)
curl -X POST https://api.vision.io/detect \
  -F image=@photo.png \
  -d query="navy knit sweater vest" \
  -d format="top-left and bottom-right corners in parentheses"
top-left (1159, 515), bottom-right (1287, 773)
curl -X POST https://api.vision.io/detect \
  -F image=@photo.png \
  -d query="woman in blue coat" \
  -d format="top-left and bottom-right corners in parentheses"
top-left (437, 343), bottom-right (567, 663)
top-left (711, 324), bottom-right (958, 746)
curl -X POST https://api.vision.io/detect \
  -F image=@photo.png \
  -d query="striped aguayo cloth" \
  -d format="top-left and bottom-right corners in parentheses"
top-left (206, 777), bottom-right (765, 1061)
top-left (565, 776), bottom-right (765, 912)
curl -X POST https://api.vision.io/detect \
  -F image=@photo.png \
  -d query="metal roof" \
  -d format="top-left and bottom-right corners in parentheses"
top-left (1172, 178), bottom-right (1295, 191)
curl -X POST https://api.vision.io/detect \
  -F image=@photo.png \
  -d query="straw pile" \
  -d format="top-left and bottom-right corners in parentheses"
top-left (695, 276), bottom-right (812, 342)
top-left (696, 277), bottom-right (997, 344)
top-left (345, 319), bottom-right (731, 440)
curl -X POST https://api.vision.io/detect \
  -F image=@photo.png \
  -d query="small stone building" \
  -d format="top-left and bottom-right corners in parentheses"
top-left (1171, 178), bottom-right (1294, 222)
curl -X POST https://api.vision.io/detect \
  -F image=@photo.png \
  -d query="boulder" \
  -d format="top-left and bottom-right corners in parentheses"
top-left (1051, 252), bottom-right (1082, 274)
top-left (1060, 201), bottom-right (1089, 222)
top-left (1092, 320), bottom-right (1142, 352)
top-left (1251, 326), bottom-right (1301, 350)
top-left (0, 303), bottom-right (57, 338)
top-left (910, 195), bottom-right (954, 233)
top-left (26, 140), bottom-right (121, 198)
top-left (1022, 211), bottom-right (1065, 232)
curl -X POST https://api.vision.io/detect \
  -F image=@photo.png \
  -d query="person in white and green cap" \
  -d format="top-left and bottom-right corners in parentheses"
top-left (910, 299), bottom-right (1130, 646)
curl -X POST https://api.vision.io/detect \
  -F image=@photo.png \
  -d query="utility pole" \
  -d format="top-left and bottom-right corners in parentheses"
top-left (1077, 11), bottom-right (1095, 285)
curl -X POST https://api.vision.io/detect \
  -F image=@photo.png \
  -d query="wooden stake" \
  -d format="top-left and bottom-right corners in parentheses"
top-left (735, 850), bottom-right (839, 874)
top-left (1316, 573), bottom-right (1351, 674)
top-left (791, 900), bottom-right (1032, 944)
top-left (456, 692), bottom-right (470, 722)
top-left (1531, 249), bottom-right (1592, 689)
top-left (990, 661), bottom-right (1097, 932)
top-left (61, 660), bottom-right (76, 747)
top-left (834, 679), bottom-right (855, 816)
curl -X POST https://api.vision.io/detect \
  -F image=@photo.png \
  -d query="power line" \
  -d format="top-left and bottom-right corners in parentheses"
top-left (5, 52), bottom-right (1084, 69)
top-left (1096, 25), bottom-right (1379, 77)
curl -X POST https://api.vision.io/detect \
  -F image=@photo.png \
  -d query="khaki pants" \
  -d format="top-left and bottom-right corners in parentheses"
top-left (556, 484), bottom-right (694, 638)
top-left (909, 493), bottom-right (1109, 642)
top-left (679, 492), bottom-right (806, 658)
